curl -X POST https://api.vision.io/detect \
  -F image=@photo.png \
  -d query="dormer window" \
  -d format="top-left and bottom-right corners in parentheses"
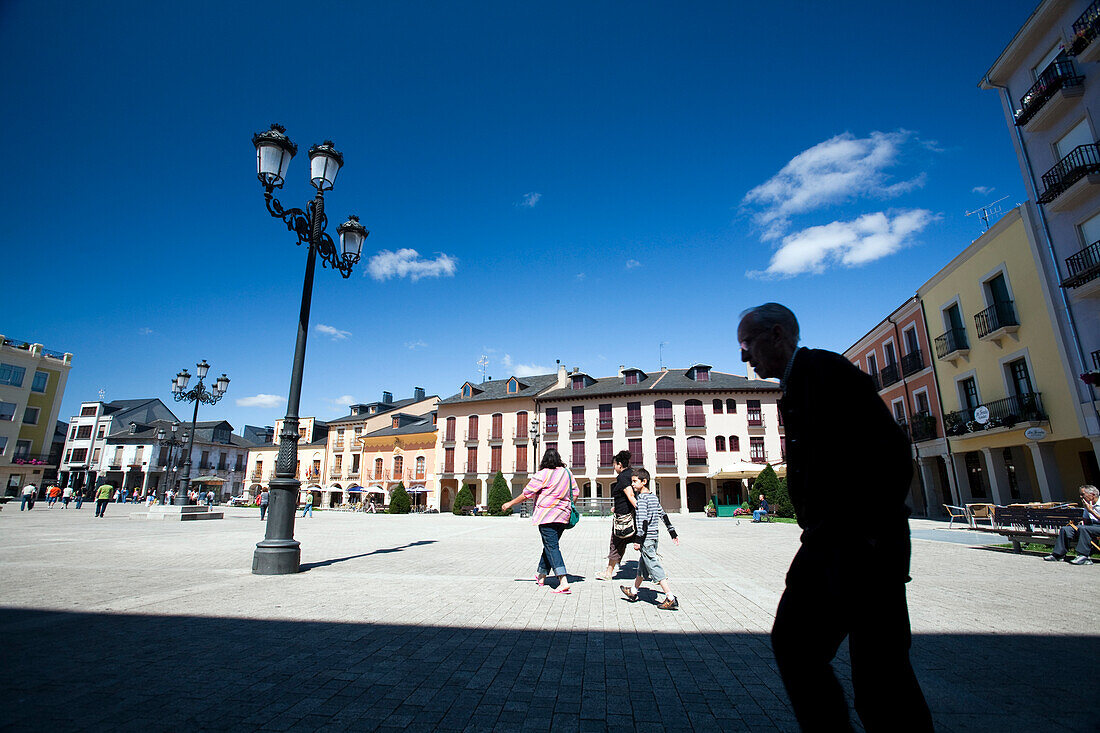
top-left (462, 384), bottom-right (472, 397)
top-left (507, 377), bottom-right (520, 394)
top-left (696, 368), bottom-right (710, 381)
top-left (625, 372), bottom-right (638, 385)
top-left (392, 417), bottom-right (400, 429)
top-left (572, 375), bottom-right (585, 390)
top-left (369, 406), bottom-right (377, 414)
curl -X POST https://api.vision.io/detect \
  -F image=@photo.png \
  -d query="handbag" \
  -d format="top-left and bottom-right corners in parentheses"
top-left (565, 469), bottom-right (580, 529)
top-left (612, 511), bottom-right (636, 540)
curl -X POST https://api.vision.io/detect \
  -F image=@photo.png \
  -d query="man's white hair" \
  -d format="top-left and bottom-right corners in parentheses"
top-left (739, 302), bottom-right (800, 344)
top-left (1081, 484), bottom-right (1099, 499)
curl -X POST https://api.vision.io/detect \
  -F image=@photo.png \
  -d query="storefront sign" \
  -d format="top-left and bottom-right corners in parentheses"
top-left (1024, 427), bottom-right (1047, 441)
top-left (973, 406), bottom-right (990, 424)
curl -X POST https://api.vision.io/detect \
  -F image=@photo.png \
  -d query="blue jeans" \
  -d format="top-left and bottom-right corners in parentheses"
top-left (537, 523), bottom-right (568, 577)
top-left (302, 504), bottom-right (313, 517)
top-left (753, 509), bottom-right (768, 522)
top-left (20, 496), bottom-right (30, 510)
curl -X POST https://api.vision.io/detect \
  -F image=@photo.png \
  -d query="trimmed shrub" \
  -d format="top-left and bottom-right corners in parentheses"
top-left (453, 485), bottom-right (475, 515)
top-left (388, 483), bottom-right (411, 514)
top-left (753, 466), bottom-right (795, 519)
top-left (487, 471), bottom-right (512, 516)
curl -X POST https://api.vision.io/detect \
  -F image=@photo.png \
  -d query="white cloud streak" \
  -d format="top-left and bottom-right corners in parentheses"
top-left (368, 249), bottom-right (457, 282)
top-left (742, 130), bottom-right (926, 241)
top-left (972, 186), bottom-right (994, 195)
top-left (625, 259), bottom-right (641, 269)
top-left (237, 394), bottom-right (286, 408)
top-left (405, 340), bottom-right (428, 350)
top-left (316, 324), bottom-right (351, 340)
top-left (518, 192), bottom-right (542, 208)
top-left (747, 209), bottom-right (937, 279)
top-left (502, 353), bottom-right (550, 377)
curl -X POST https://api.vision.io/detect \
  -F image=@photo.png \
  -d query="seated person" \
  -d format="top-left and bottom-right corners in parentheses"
top-left (1045, 485), bottom-right (1100, 566)
top-left (752, 494), bottom-right (770, 523)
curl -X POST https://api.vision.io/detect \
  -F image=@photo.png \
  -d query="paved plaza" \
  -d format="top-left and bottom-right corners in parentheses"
top-left (0, 504), bottom-right (1096, 732)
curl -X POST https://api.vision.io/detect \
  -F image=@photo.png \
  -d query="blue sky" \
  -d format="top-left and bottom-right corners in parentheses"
top-left (1, 0), bottom-right (1040, 432)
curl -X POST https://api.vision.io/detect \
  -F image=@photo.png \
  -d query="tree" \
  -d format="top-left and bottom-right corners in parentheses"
top-left (752, 465), bottom-right (795, 519)
top-left (487, 471), bottom-right (513, 516)
top-left (388, 482), bottom-right (411, 514)
top-left (453, 484), bottom-right (476, 515)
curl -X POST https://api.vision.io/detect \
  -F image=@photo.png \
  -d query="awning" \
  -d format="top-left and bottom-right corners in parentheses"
top-left (707, 459), bottom-right (785, 480)
top-left (189, 475), bottom-right (227, 484)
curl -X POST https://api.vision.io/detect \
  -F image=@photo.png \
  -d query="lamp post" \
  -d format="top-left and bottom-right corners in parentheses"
top-left (155, 421), bottom-right (189, 500)
top-left (170, 360), bottom-right (230, 506)
top-left (250, 123), bottom-right (368, 575)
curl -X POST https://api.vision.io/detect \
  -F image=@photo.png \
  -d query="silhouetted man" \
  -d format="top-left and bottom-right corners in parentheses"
top-left (738, 303), bottom-right (932, 732)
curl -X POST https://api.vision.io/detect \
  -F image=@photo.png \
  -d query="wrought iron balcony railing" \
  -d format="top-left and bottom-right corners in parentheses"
top-left (975, 300), bottom-right (1019, 338)
top-left (943, 392), bottom-right (1047, 436)
top-left (935, 327), bottom-right (968, 358)
top-left (1039, 142), bottom-right (1100, 203)
top-left (867, 371), bottom-right (881, 391)
top-left (654, 416), bottom-right (676, 429)
top-left (597, 418), bottom-right (613, 431)
top-left (1063, 240), bottom-right (1100, 288)
top-left (909, 413), bottom-right (938, 442)
top-left (1071, 0), bottom-right (1100, 55)
top-left (655, 453), bottom-right (677, 466)
top-left (1015, 55), bottom-right (1084, 126)
top-left (880, 363), bottom-right (901, 388)
top-left (625, 417), bottom-right (642, 430)
top-left (901, 350), bottom-right (924, 376)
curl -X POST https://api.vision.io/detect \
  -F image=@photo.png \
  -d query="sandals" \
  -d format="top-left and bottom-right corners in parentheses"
top-left (552, 587), bottom-right (571, 594)
top-left (620, 585), bottom-right (639, 602)
top-left (535, 574), bottom-right (546, 586)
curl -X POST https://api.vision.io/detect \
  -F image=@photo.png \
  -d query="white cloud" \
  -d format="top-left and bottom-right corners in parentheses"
top-left (972, 186), bottom-right (994, 195)
top-left (501, 353), bottom-right (549, 377)
top-left (576, 272), bottom-right (586, 281)
top-left (742, 130), bottom-right (926, 240)
top-left (405, 339), bottom-right (428, 350)
top-left (518, 192), bottom-right (542, 208)
top-left (625, 259), bottom-right (641, 269)
top-left (747, 209), bottom-right (937, 279)
top-left (368, 249), bottom-right (457, 282)
top-left (138, 327), bottom-right (154, 336)
top-left (502, 354), bottom-right (513, 369)
top-left (316, 324), bottom-right (351, 340)
top-left (237, 394), bottom-right (286, 408)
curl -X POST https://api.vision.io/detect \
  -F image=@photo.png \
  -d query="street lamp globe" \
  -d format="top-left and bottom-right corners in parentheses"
top-left (308, 141), bottom-right (343, 191)
top-left (337, 215), bottom-right (368, 261)
top-left (216, 373), bottom-right (230, 394)
top-left (176, 370), bottom-right (191, 390)
top-left (196, 360), bottom-right (210, 379)
top-left (252, 123), bottom-right (297, 188)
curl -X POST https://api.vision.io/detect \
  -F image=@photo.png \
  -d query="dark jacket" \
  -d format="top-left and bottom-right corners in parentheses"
top-left (780, 348), bottom-right (912, 551)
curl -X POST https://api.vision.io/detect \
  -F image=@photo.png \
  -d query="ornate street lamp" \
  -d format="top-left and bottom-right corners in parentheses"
top-left (250, 123), bottom-right (369, 575)
top-left (155, 421), bottom-right (190, 500)
top-left (170, 361), bottom-right (229, 505)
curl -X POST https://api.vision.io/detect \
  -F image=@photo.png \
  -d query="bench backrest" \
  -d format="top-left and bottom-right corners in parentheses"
top-left (1027, 507), bottom-right (1079, 530)
top-left (994, 506), bottom-right (1079, 531)
top-left (993, 505), bottom-right (1032, 530)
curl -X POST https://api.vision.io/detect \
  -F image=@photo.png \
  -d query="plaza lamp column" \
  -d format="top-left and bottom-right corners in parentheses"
top-left (170, 361), bottom-right (230, 505)
top-left (155, 421), bottom-right (188, 498)
top-left (250, 123), bottom-right (369, 575)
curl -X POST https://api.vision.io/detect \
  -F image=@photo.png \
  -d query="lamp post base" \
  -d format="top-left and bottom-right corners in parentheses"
top-left (252, 539), bottom-right (301, 575)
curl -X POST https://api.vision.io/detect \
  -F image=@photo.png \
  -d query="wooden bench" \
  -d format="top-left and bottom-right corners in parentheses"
top-left (990, 506), bottom-right (1080, 553)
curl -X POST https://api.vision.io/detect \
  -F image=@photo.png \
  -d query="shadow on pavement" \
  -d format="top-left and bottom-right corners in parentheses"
top-left (0, 608), bottom-right (1095, 732)
top-left (299, 540), bottom-right (438, 571)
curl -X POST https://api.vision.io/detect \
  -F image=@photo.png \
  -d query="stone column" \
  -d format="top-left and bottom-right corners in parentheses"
top-left (949, 454), bottom-right (971, 504)
top-left (980, 447), bottom-right (1009, 506)
top-left (679, 475), bottom-right (689, 514)
top-left (141, 470), bottom-right (152, 497)
top-left (1028, 442), bottom-right (1064, 503)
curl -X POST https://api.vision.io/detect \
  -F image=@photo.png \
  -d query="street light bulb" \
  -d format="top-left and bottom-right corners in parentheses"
top-left (196, 360), bottom-right (210, 379)
top-left (252, 123), bottom-right (297, 188)
top-left (157, 429), bottom-right (166, 441)
top-left (178, 370), bottom-right (191, 390)
top-left (337, 215), bottom-right (368, 261)
top-left (308, 140), bottom-right (343, 191)
top-left (216, 374), bottom-right (230, 394)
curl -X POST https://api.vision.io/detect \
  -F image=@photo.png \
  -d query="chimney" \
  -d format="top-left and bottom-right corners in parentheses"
top-left (746, 363), bottom-right (758, 380)
top-left (556, 362), bottom-right (568, 389)
top-left (617, 365), bottom-right (625, 377)
top-left (572, 367), bottom-right (579, 374)
top-left (381, 391), bottom-right (393, 404)
top-left (413, 386), bottom-right (425, 401)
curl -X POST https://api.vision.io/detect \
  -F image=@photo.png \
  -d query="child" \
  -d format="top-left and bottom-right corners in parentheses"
top-left (621, 468), bottom-right (680, 610)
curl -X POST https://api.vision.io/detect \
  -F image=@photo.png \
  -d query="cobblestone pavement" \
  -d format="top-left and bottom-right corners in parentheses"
top-left (0, 505), bottom-right (1096, 731)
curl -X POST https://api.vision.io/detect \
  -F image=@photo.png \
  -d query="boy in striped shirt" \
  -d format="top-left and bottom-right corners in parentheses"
top-left (621, 468), bottom-right (680, 610)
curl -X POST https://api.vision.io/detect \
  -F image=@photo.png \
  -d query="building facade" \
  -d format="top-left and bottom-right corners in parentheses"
top-left (244, 416), bottom-right (328, 500)
top-left (844, 297), bottom-right (950, 516)
top-left (357, 412), bottom-right (437, 509)
top-left (918, 204), bottom-right (1098, 504)
top-left (0, 335), bottom-right (73, 496)
top-left (980, 0), bottom-right (1100, 448)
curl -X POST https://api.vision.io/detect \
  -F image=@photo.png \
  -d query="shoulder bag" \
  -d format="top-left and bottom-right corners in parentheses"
top-left (565, 469), bottom-right (580, 529)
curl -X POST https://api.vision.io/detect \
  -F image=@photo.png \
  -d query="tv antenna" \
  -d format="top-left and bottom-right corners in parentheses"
top-left (98, 388), bottom-right (106, 402)
top-left (965, 195), bottom-right (1009, 233)
top-left (659, 341), bottom-right (668, 369)
top-left (476, 354), bottom-right (489, 382)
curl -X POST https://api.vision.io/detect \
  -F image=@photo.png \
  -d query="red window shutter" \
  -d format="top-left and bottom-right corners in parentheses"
top-left (468, 415), bottom-right (479, 438)
top-left (491, 445), bottom-right (501, 471)
top-left (685, 401), bottom-right (705, 428)
top-left (628, 438), bottom-right (642, 466)
top-left (656, 437), bottom-right (675, 464)
top-left (516, 444), bottom-right (527, 472)
top-left (625, 372), bottom-right (638, 385)
top-left (687, 436), bottom-right (707, 462)
top-left (492, 413), bottom-right (502, 439)
top-left (600, 440), bottom-right (612, 466)
top-left (572, 441), bottom-right (585, 467)
top-left (655, 400), bottom-right (673, 428)
top-left (546, 408), bottom-right (558, 433)
top-left (468, 446), bottom-right (477, 471)
top-left (516, 412), bottom-right (527, 437)
top-left (627, 402), bottom-right (642, 429)
top-left (445, 448), bottom-right (454, 472)
top-left (446, 417), bottom-right (456, 441)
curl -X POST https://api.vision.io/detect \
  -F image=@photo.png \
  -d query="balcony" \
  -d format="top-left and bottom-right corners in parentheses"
top-left (1071, 0), bottom-right (1100, 62)
top-left (488, 431), bottom-right (503, 443)
top-left (654, 416), bottom-right (676, 431)
top-left (625, 417), bottom-right (642, 431)
top-left (975, 300), bottom-right (1019, 343)
top-left (597, 418), bottom-right (613, 432)
top-left (684, 416), bottom-right (706, 430)
top-left (943, 392), bottom-right (1047, 437)
top-left (569, 421), bottom-right (585, 434)
top-left (513, 461), bottom-right (528, 474)
top-left (334, 442), bottom-right (344, 450)
top-left (544, 423), bottom-right (558, 435)
top-left (1062, 240), bottom-right (1100, 293)
top-left (442, 431), bottom-right (456, 444)
top-left (329, 468), bottom-right (342, 479)
top-left (598, 459), bottom-right (614, 471)
top-left (867, 371), bottom-right (881, 391)
top-left (463, 430), bottom-right (479, 444)
top-left (749, 454), bottom-right (767, 464)
top-left (901, 350), bottom-right (925, 377)
top-left (687, 454), bottom-right (708, 467)
top-left (250, 470), bottom-right (264, 479)
top-left (1038, 143), bottom-right (1100, 210)
top-left (1014, 55), bottom-right (1085, 130)
top-left (655, 453), bottom-right (677, 466)
top-left (570, 460), bottom-right (586, 471)
top-left (895, 420), bottom-right (908, 440)
top-left (441, 464), bottom-right (455, 475)
top-left (463, 462), bottom-right (476, 474)
top-left (935, 327), bottom-right (969, 363)
top-left (747, 412), bottom-right (763, 427)
top-left (107, 463), bottom-right (122, 470)
top-left (512, 428), bottom-right (529, 440)
top-left (909, 413), bottom-right (938, 443)
top-left (879, 363), bottom-right (901, 388)
top-left (346, 469), bottom-right (359, 478)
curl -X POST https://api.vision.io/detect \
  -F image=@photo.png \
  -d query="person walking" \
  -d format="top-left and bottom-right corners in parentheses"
top-left (259, 489), bottom-right (270, 521)
top-left (74, 487), bottom-right (84, 509)
top-left (597, 451), bottom-right (637, 581)
top-left (738, 303), bottom-right (932, 732)
top-left (20, 483), bottom-right (36, 511)
top-left (301, 492), bottom-right (313, 518)
top-left (620, 468), bottom-right (680, 609)
top-left (501, 448), bottom-right (580, 594)
top-left (94, 480), bottom-right (114, 518)
top-left (62, 485), bottom-right (73, 508)
top-left (146, 491), bottom-right (156, 508)
top-left (47, 484), bottom-right (61, 507)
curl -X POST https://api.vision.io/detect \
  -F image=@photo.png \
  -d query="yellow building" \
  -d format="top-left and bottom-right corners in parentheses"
top-left (0, 335), bottom-right (72, 495)
top-left (919, 204), bottom-right (1099, 504)
top-left (356, 412), bottom-right (438, 509)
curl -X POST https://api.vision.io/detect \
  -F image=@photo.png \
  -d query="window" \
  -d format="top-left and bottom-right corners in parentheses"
top-left (915, 391), bottom-right (930, 415)
top-left (299, 428), bottom-right (307, 439)
top-left (599, 440), bottom-right (613, 466)
top-left (904, 327), bottom-right (919, 355)
top-left (200, 450), bottom-right (210, 469)
top-left (334, 455), bottom-right (343, 472)
top-left (444, 448), bottom-right (455, 473)
top-left (507, 378), bottom-right (519, 394)
top-left (490, 445), bottom-right (502, 472)
top-left (985, 272), bottom-right (1011, 307)
top-left (572, 441), bottom-right (585, 468)
top-left (353, 426), bottom-right (362, 438)
top-left (685, 400), bottom-right (705, 428)
top-left (0, 363), bottom-right (26, 387)
top-left (516, 444), bottom-right (527, 472)
top-left (654, 400), bottom-right (673, 428)
top-left (97, 426), bottom-right (104, 439)
top-left (491, 413), bottom-right (503, 440)
top-left (945, 303), bottom-right (965, 333)
top-left (392, 417), bottom-right (400, 429)
top-left (64, 448), bottom-right (71, 463)
top-left (712, 399), bottom-right (723, 414)
top-left (628, 438), bottom-right (642, 466)
top-left (884, 342), bottom-right (896, 367)
top-left (312, 459), bottom-right (321, 477)
top-left (1055, 117), bottom-right (1092, 160)
top-left (715, 436), bottom-right (726, 452)
top-left (726, 399), bottom-right (737, 413)
top-left (893, 402), bottom-right (906, 422)
top-left (516, 411), bottom-right (528, 437)
top-left (1007, 359), bottom-right (1035, 399)
top-left (467, 446), bottom-right (477, 472)
top-left (134, 446), bottom-right (145, 464)
top-left (71, 448), bottom-right (87, 462)
top-left (31, 371), bottom-right (48, 393)
top-left (235, 455), bottom-right (245, 471)
top-left (959, 377), bottom-right (980, 411)
top-left (22, 406), bottom-right (39, 425)
top-left (965, 452), bottom-right (987, 499)
top-left (0, 402), bottom-right (16, 421)
top-left (462, 384), bottom-right (472, 398)
top-left (446, 416), bottom-right (456, 441)
top-left (571, 406), bottom-right (584, 431)
top-left (572, 375), bottom-right (585, 390)
top-left (1, 437), bottom-right (10, 456)
top-left (747, 400), bottom-right (762, 426)
top-left (1080, 209), bottom-right (1100, 249)
top-left (1032, 43), bottom-right (1063, 79)
top-left (749, 436), bottom-right (765, 462)
top-left (69, 424), bottom-right (77, 439)
top-left (656, 437), bottom-right (676, 465)
top-left (694, 367), bottom-right (710, 381)
top-left (80, 405), bottom-right (97, 417)
top-left (467, 415), bottom-right (478, 440)
top-left (598, 404), bottom-right (612, 430)
top-left (626, 402), bottom-right (641, 429)
top-left (351, 454), bottom-right (360, 473)
top-left (545, 408), bottom-right (558, 433)
top-left (625, 371), bottom-right (638, 386)
top-left (76, 425), bottom-right (92, 439)
top-left (416, 456), bottom-right (425, 478)
top-left (393, 455), bottom-right (403, 478)
top-left (375, 457), bottom-right (383, 478)
top-left (866, 353), bottom-right (878, 375)
top-left (92, 448), bottom-right (101, 464)
top-left (686, 436), bottom-right (707, 465)
top-left (14, 440), bottom-right (31, 459)
top-left (336, 428), bottom-right (345, 447)
top-left (729, 435), bottom-right (740, 451)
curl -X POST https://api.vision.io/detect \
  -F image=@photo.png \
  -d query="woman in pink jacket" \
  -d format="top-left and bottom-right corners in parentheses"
top-left (503, 448), bottom-right (580, 594)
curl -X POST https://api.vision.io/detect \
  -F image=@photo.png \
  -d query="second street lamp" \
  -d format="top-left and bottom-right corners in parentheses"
top-left (251, 123), bottom-right (369, 575)
top-left (171, 360), bottom-right (229, 506)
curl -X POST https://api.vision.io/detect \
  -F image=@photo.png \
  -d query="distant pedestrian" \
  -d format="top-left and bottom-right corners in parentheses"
top-left (146, 492), bottom-right (156, 508)
top-left (95, 481), bottom-right (114, 518)
top-left (62, 486), bottom-right (73, 508)
top-left (301, 492), bottom-right (313, 518)
top-left (259, 490), bottom-right (269, 521)
top-left (206, 490), bottom-right (214, 506)
top-left (20, 484), bottom-right (36, 511)
top-left (74, 488), bottom-right (84, 509)
top-left (752, 494), bottom-right (770, 522)
top-left (620, 468), bottom-right (680, 610)
top-left (47, 485), bottom-right (61, 507)
top-left (501, 448), bottom-right (580, 594)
